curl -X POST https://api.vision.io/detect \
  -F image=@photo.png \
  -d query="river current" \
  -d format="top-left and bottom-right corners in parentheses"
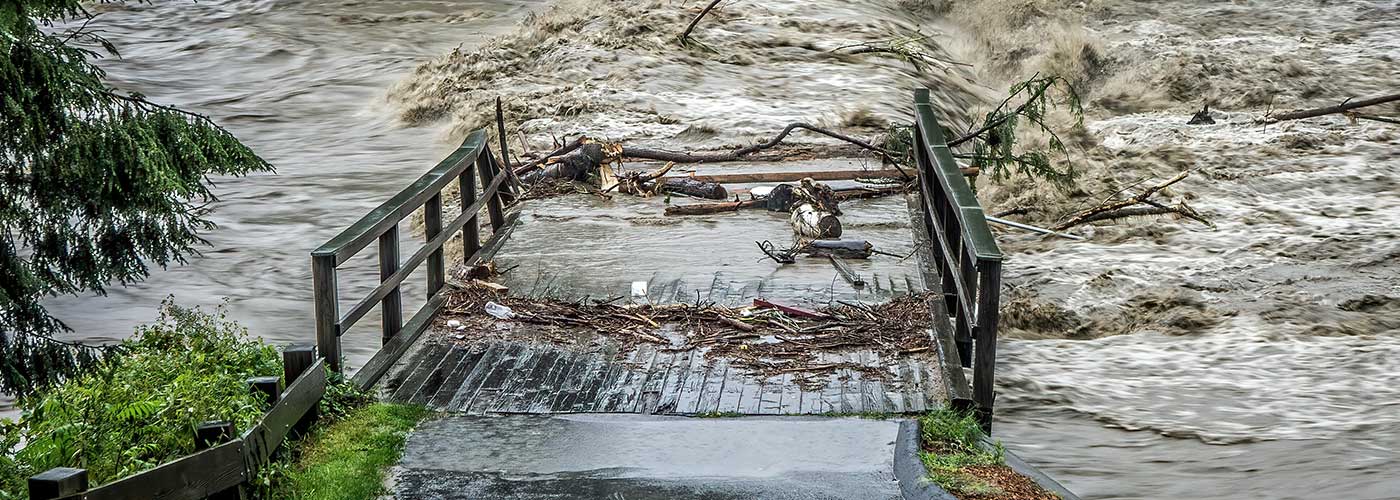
top-left (36, 1), bottom-right (1400, 499)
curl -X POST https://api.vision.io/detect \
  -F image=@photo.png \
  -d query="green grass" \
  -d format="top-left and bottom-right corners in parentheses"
top-left (918, 408), bottom-right (1006, 497)
top-left (267, 403), bottom-right (430, 500)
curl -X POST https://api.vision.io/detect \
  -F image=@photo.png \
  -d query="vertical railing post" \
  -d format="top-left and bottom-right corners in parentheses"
top-left (312, 254), bottom-right (341, 373)
top-left (425, 193), bottom-right (445, 297)
top-left (283, 345), bottom-right (318, 435)
top-left (973, 259), bottom-right (1002, 433)
top-left (195, 420), bottom-right (241, 500)
top-left (379, 226), bottom-right (402, 345)
top-left (28, 468), bottom-right (87, 500)
top-left (476, 152), bottom-right (506, 231)
top-left (460, 167), bottom-right (482, 261)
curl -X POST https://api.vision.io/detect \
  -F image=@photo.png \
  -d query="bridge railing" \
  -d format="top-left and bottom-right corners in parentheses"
top-left (912, 88), bottom-right (1004, 431)
top-left (311, 129), bottom-right (517, 389)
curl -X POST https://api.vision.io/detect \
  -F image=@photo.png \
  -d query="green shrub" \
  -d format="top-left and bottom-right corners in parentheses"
top-left (0, 302), bottom-right (280, 498)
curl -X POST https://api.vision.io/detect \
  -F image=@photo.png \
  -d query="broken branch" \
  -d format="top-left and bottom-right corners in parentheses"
top-left (1261, 93), bottom-right (1400, 123)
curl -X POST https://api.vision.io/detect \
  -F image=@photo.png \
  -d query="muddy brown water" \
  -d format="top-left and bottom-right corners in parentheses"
top-left (27, 1), bottom-right (1400, 499)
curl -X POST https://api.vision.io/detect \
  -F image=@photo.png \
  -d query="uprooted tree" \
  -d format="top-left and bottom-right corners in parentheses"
top-left (0, 1), bottom-right (273, 394)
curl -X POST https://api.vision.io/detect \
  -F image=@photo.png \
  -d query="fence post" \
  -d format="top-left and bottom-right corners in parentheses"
top-left (312, 254), bottom-right (341, 373)
top-left (459, 166), bottom-right (482, 261)
top-left (28, 468), bottom-right (87, 500)
top-left (248, 376), bottom-right (281, 407)
top-left (284, 344), bottom-right (319, 436)
top-left (194, 421), bottom-right (243, 500)
top-left (425, 193), bottom-right (445, 298)
top-left (973, 259), bottom-right (1002, 433)
top-left (378, 226), bottom-right (403, 345)
top-left (476, 152), bottom-right (506, 232)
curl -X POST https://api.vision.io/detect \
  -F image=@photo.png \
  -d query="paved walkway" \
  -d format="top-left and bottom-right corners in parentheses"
top-left (388, 414), bottom-right (912, 500)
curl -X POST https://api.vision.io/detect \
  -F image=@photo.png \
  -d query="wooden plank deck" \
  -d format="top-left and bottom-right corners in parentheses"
top-left (381, 339), bottom-right (945, 415)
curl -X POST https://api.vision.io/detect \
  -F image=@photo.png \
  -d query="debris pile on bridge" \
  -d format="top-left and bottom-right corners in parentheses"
top-left (431, 281), bottom-right (935, 382)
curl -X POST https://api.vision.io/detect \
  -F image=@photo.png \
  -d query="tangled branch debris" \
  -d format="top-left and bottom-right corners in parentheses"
top-left (1260, 93), bottom-right (1400, 124)
top-left (434, 282), bottom-right (938, 381)
top-left (1055, 171), bottom-right (1212, 230)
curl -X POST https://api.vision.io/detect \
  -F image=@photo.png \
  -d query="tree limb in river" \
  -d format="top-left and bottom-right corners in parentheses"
top-left (621, 122), bottom-right (910, 178)
top-left (1259, 93), bottom-right (1400, 123)
top-left (679, 0), bottom-right (725, 44)
top-left (1054, 171), bottom-right (1209, 230)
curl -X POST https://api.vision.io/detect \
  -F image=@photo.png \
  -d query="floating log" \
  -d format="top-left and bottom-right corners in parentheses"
top-left (802, 239), bottom-right (873, 259)
top-left (666, 168), bottom-right (908, 184)
top-left (790, 203), bottom-right (842, 238)
top-left (664, 199), bottom-right (763, 216)
top-left (658, 177), bottom-right (728, 199)
top-left (520, 144), bottom-right (604, 184)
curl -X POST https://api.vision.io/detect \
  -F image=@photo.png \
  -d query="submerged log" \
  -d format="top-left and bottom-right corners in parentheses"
top-left (658, 177), bottom-right (728, 199)
top-left (790, 203), bottom-right (842, 239)
top-left (664, 199), bottom-right (763, 216)
top-left (802, 239), bottom-right (873, 259)
top-left (520, 143), bottom-right (605, 184)
top-left (665, 168), bottom-right (908, 184)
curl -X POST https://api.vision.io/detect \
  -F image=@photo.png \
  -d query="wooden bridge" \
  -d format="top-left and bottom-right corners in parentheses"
top-left (23, 90), bottom-right (1042, 500)
top-left (313, 88), bottom-right (1003, 427)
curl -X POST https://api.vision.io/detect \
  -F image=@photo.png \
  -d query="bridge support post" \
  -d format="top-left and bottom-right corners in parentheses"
top-left (973, 259), bottom-right (1002, 433)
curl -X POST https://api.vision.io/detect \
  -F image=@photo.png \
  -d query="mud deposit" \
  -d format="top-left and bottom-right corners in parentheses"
top-left (34, 0), bottom-right (1400, 498)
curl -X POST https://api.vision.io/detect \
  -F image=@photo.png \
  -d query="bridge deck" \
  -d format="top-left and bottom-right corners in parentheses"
top-left (381, 336), bottom-right (945, 415)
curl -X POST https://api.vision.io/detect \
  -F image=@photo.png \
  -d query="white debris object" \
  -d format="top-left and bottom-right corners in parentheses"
top-left (446, 319), bottom-right (462, 328)
top-left (485, 301), bottom-right (516, 320)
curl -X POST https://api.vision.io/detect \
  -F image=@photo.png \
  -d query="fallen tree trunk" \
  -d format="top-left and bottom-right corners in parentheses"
top-left (803, 240), bottom-right (873, 259)
top-left (1261, 93), bottom-right (1400, 123)
top-left (664, 199), bottom-right (763, 216)
top-left (520, 144), bottom-right (604, 184)
top-left (657, 177), bottom-right (728, 199)
top-left (622, 122), bottom-right (904, 168)
top-left (664, 168), bottom-right (909, 184)
top-left (791, 203), bottom-right (842, 238)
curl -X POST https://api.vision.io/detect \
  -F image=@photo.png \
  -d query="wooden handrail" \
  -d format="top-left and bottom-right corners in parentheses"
top-left (912, 88), bottom-right (1004, 432)
top-left (312, 128), bottom-right (514, 377)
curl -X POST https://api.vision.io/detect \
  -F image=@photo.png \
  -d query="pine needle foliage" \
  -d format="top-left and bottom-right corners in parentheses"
top-left (959, 74), bottom-right (1082, 187)
top-left (0, 1), bottom-right (273, 394)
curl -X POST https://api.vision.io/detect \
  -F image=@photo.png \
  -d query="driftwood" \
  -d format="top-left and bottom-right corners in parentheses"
top-left (520, 144), bottom-right (605, 184)
top-left (622, 122), bottom-right (904, 170)
top-left (802, 239), bottom-right (873, 259)
top-left (664, 168), bottom-right (908, 184)
top-left (1261, 93), bottom-right (1400, 123)
top-left (660, 177), bottom-right (728, 199)
top-left (1055, 171), bottom-right (1210, 230)
top-left (513, 138), bottom-right (586, 176)
top-left (664, 185), bottom-right (904, 216)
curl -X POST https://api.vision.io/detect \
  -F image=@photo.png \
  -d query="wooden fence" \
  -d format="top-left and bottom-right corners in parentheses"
top-left (311, 129), bottom-right (518, 390)
top-left (911, 88), bottom-right (1005, 432)
top-left (28, 346), bottom-right (326, 500)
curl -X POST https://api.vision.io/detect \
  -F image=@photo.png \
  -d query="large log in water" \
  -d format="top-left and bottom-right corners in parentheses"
top-left (790, 203), bottom-right (841, 238)
top-left (520, 144), bottom-right (604, 184)
top-left (658, 177), bottom-right (728, 199)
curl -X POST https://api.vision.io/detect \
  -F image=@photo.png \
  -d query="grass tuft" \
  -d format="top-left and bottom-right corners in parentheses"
top-left (268, 403), bottom-right (430, 500)
top-left (919, 408), bottom-right (1005, 496)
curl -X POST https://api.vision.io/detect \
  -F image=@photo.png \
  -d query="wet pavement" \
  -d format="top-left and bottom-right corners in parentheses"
top-left (388, 414), bottom-right (904, 499)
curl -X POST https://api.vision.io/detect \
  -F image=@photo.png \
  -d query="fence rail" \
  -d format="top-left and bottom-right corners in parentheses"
top-left (30, 346), bottom-right (325, 500)
top-left (310, 128), bottom-right (517, 389)
top-left (911, 88), bottom-right (1004, 432)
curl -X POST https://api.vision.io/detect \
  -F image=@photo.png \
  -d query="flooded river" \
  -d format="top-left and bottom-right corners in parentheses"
top-left (38, 0), bottom-right (1400, 499)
